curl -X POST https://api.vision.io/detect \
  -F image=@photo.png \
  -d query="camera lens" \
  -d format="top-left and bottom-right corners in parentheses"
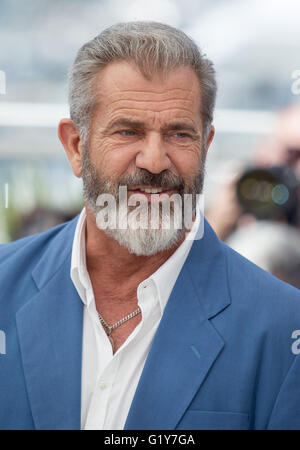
top-left (236, 166), bottom-right (299, 223)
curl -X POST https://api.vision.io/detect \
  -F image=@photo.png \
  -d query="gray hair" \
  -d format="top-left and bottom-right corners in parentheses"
top-left (68, 21), bottom-right (217, 143)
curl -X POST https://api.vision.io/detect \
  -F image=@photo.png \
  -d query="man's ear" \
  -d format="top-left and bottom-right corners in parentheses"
top-left (205, 124), bottom-right (215, 155)
top-left (58, 119), bottom-right (83, 178)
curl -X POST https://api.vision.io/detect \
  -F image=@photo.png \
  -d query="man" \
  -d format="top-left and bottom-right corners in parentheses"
top-left (0, 22), bottom-right (300, 430)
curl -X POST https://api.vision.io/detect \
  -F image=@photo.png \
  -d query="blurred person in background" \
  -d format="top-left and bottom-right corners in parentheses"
top-left (1, 22), bottom-right (300, 431)
top-left (256, 104), bottom-right (300, 176)
top-left (227, 221), bottom-right (300, 289)
top-left (206, 103), bottom-right (300, 244)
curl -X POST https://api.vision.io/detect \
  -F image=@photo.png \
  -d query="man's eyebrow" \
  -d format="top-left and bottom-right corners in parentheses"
top-left (103, 119), bottom-right (199, 134)
top-left (104, 119), bottom-right (146, 132)
top-left (162, 122), bottom-right (199, 134)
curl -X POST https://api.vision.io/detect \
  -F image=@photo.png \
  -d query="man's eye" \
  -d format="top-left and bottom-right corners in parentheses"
top-left (173, 132), bottom-right (189, 139)
top-left (120, 130), bottom-right (136, 136)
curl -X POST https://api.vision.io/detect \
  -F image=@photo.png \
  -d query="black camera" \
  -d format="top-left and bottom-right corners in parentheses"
top-left (236, 166), bottom-right (300, 225)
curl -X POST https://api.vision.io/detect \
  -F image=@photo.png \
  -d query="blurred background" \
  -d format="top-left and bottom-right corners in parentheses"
top-left (1, 0), bottom-right (300, 287)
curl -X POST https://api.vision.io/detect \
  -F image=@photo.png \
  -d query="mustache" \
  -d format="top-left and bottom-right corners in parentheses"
top-left (117, 169), bottom-right (185, 192)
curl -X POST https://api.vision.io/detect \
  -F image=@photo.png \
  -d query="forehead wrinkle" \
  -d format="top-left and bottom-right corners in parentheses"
top-left (107, 97), bottom-right (195, 108)
top-left (104, 87), bottom-right (196, 102)
top-left (108, 87), bottom-right (194, 94)
top-left (105, 107), bottom-right (200, 123)
top-left (95, 61), bottom-right (201, 108)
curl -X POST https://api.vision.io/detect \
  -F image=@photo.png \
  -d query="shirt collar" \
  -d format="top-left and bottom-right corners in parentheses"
top-left (70, 207), bottom-right (89, 305)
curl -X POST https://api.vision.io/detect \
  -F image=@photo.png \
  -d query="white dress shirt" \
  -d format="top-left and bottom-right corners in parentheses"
top-left (70, 207), bottom-right (199, 430)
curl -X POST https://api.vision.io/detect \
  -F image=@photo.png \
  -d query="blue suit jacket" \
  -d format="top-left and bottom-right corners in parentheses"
top-left (0, 216), bottom-right (300, 430)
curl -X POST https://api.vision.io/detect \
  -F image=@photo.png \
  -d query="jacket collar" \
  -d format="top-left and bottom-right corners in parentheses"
top-left (31, 217), bottom-right (79, 290)
top-left (16, 216), bottom-right (83, 430)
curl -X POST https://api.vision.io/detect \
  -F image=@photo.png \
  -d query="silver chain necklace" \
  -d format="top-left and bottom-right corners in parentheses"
top-left (97, 307), bottom-right (141, 351)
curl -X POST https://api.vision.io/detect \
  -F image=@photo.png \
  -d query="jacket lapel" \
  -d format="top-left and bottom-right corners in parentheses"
top-left (16, 218), bottom-right (83, 430)
top-left (125, 221), bottom-right (231, 429)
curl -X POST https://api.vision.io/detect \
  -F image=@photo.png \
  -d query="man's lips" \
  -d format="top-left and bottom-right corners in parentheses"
top-left (130, 186), bottom-right (174, 193)
top-left (128, 186), bottom-right (176, 200)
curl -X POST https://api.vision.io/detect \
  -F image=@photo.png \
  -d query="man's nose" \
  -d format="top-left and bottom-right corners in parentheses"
top-left (135, 133), bottom-right (172, 174)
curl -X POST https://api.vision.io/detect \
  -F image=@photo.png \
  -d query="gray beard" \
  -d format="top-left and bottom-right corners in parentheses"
top-left (81, 145), bottom-right (206, 256)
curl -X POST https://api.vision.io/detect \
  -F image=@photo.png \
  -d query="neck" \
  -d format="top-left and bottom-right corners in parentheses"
top-left (84, 205), bottom-right (185, 285)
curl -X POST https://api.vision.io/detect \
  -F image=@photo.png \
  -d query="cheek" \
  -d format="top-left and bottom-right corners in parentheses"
top-left (170, 145), bottom-right (203, 178)
top-left (90, 136), bottom-right (137, 176)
